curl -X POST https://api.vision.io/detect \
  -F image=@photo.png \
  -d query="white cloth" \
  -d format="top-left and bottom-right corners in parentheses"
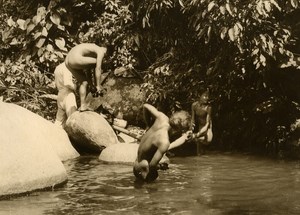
top-left (54, 63), bottom-right (77, 127)
top-left (54, 63), bottom-right (76, 91)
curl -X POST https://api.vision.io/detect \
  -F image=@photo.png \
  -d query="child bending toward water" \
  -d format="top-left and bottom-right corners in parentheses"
top-left (54, 43), bottom-right (107, 126)
top-left (133, 104), bottom-right (192, 182)
top-left (65, 43), bottom-right (107, 111)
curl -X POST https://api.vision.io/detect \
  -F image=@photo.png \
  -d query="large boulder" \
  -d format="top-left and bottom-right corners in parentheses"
top-left (0, 102), bottom-right (79, 161)
top-left (65, 111), bottom-right (118, 153)
top-left (99, 142), bottom-right (170, 165)
top-left (49, 125), bottom-right (80, 161)
top-left (0, 102), bottom-right (70, 198)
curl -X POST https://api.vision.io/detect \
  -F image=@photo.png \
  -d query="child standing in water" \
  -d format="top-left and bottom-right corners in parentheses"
top-left (190, 91), bottom-right (213, 154)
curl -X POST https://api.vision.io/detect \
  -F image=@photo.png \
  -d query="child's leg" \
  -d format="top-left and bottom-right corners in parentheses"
top-left (55, 94), bottom-right (67, 127)
top-left (206, 128), bottom-right (213, 143)
top-left (196, 138), bottom-right (206, 155)
top-left (85, 69), bottom-right (95, 91)
top-left (54, 107), bottom-right (67, 127)
top-left (79, 81), bottom-right (88, 110)
top-left (64, 92), bottom-right (77, 117)
top-left (78, 81), bottom-right (93, 111)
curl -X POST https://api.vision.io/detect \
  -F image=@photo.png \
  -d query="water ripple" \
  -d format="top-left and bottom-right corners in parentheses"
top-left (1, 153), bottom-right (300, 215)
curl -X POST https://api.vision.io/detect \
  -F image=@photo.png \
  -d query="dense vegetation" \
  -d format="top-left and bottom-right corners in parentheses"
top-left (1, 0), bottom-right (300, 157)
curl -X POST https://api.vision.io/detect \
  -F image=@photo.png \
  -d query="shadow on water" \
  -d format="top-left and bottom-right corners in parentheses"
top-left (1, 153), bottom-right (300, 215)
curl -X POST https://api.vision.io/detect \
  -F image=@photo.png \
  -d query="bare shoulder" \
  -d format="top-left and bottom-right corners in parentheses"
top-left (86, 43), bottom-right (107, 54)
top-left (158, 112), bottom-right (169, 122)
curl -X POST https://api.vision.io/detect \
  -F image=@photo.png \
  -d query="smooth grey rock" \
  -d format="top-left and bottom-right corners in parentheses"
top-left (65, 111), bottom-right (118, 153)
top-left (0, 102), bottom-right (69, 198)
top-left (0, 102), bottom-right (79, 161)
top-left (50, 125), bottom-right (80, 161)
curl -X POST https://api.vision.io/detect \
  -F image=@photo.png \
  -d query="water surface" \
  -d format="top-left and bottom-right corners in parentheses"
top-left (1, 153), bottom-right (300, 215)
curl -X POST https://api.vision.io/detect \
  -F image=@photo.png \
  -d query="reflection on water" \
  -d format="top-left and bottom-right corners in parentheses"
top-left (1, 153), bottom-right (300, 215)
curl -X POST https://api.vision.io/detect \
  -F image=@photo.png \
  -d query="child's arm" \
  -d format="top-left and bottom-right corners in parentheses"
top-left (193, 106), bottom-right (212, 138)
top-left (168, 131), bottom-right (192, 150)
top-left (149, 150), bottom-right (164, 169)
top-left (143, 104), bottom-right (160, 128)
top-left (94, 46), bottom-right (107, 90)
top-left (195, 123), bottom-right (209, 138)
top-left (149, 143), bottom-right (169, 169)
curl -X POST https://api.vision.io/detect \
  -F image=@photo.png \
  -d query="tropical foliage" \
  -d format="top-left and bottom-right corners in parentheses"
top-left (1, 0), bottom-right (300, 156)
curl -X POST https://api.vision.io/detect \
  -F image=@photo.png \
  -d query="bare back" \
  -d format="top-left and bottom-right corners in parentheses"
top-left (65, 43), bottom-right (106, 70)
top-left (137, 105), bottom-right (170, 167)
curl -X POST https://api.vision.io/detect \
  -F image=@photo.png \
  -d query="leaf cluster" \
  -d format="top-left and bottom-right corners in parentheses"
top-left (135, 0), bottom-right (300, 155)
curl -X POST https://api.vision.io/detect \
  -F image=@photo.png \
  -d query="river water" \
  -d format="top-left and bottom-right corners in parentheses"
top-left (1, 153), bottom-right (300, 215)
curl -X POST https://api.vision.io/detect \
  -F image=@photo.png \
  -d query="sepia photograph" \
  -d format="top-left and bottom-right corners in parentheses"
top-left (1, 0), bottom-right (300, 214)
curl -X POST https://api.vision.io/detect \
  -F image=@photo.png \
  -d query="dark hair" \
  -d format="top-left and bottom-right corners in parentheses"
top-left (133, 167), bottom-right (141, 179)
top-left (133, 167), bottom-right (158, 182)
top-left (145, 169), bottom-right (158, 182)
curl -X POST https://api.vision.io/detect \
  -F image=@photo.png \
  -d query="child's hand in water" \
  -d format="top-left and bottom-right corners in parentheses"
top-left (158, 163), bottom-right (169, 170)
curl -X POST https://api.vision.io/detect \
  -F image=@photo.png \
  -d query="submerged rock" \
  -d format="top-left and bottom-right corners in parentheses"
top-left (99, 142), bottom-right (170, 165)
top-left (0, 102), bottom-right (70, 198)
top-left (65, 111), bottom-right (118, 153)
